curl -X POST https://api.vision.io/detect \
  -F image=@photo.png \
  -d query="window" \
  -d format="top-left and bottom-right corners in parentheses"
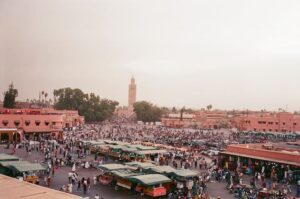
top-left (283, 122), bottom-right (286, 125)
top-left (35, 120), bottom-right (41, 126)
top-left (14, 120), bottom-right (20, 127)
top-left (275, 122), bottom-right (279, 125)
top-left (254, 128), bottom-right (256, 131)
top-left (293, 123), bottom-right (297, 126)
top-left (268, 122), bottom-right (273, 125)
top-left (45, 121), bottom-right (50, 126)
top-left (269, 129), bottom-right (272, 132)
top-left (2, 120), bottom-right (8, 126)
top-left (25, 120), bottom-right (30, 126)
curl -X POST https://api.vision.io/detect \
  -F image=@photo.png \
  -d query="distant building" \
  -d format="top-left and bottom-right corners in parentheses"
top-left (232, 112), bottom-right (300, 132)
top-left (195, 110), bottom-right (229, 129)
top-left (0, 108), bottom-right (84, 142)
top-left (161, 113), bottom-right (196, 128)
top-left (161, 110), bottom-right (230, 129)
top-left (128, 77), bottom-right (136, 111)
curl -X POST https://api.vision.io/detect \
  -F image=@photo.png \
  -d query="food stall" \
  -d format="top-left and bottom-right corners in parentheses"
top-left (120, 147), bottom-right (138, 162)
top-left (99, 145), bottom-right (110, 155)
top-left (133, 150), bottom-right (168, 162)
top-left (169, 169), bottom-right (199, 191)
top-left (0, 161), bottom-right (45, 184)
top-left (111, 170), bottom-right (143, 190)
top-left (108, 145), bottom-right (127, 160)
top-left (97, 164), bottom-right (131, 185)
top-left (125, 161), bottom-right (156, 170)
top-left (128, 174), bottom-right (172, 197)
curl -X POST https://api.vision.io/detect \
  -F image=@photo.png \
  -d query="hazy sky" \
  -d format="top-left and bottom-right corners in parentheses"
top-left (1, 0), bottom-right (300, 111)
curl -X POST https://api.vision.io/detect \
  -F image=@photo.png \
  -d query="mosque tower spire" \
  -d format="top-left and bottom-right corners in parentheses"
top-left (128, 76), bottom-right (136, 111)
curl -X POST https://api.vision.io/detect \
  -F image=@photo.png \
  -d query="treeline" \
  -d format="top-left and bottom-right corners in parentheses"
top-left (53, 88), bottom-right (118, 122)
top-left (133, 101), bottom-right (200, 123)
top-left (133, 101), bottom-right (163, 122)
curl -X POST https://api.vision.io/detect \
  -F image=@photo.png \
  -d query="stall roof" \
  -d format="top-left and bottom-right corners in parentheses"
top-left (111, 170), bottom-right (143, 178)
top-left (128, 145), bottom-right (157, 151)
top-left (134, 150), bottom-right (168, 155)
top-left (109, 145), bottom-right (127, 150)
top-left (12, 163), bottom-right (46, 172)
top-left (0, 154), bottom-right (19, 162)
top-left (0, 160), bottom-right (27, 167)
top-left (121, 147), bottom-right (138, 153)
top-left (150, 166), bottom-right (176, 174)
top-left (98, 164), bottom-right (129, 171)
top-left (128, 174), bottom-right (171, 186)
top-left (125, 162), bottom-right (156, 169)
top-left (170, 169), bottom-right (199, 178)
top-left (104, 141), bottom-right (129, 145)
top-left (1, 161), bottom-right (46, 172)
top-left (81, 140), bottom-right (106, 145)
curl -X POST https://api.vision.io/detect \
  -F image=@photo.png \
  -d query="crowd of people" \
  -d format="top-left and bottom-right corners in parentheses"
top-left (5, 116), bottom-right (300, 199)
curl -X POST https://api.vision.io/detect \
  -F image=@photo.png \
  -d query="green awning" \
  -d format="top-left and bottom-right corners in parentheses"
top-left (125, 162), bottom-right (156, 169)
top-left (0, 161), bottom-right (46, 172)
top-left (149, 166), bottom-right (176, 174)
top-left (111, 170), bottom-right (143, 178)
top-left (128, 174), bottom-right (171, 186)
top-left (134, 150), bottom-right (167, 155)
top-left (98, 164), bottom-right (129, 171)
top-left (170, 169), bottom-right (198, 178)
top-left (0, 154), bottom-right (19, 162)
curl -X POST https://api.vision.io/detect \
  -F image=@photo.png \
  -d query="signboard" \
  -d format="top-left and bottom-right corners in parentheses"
top-left (152, 187), bottom-right (166, 197)
top-left (117, 182), bottom-right (131, 189)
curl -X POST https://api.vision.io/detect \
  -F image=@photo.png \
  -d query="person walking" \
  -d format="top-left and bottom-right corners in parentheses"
top-left (52, 166), bottom-right (55, 177)
top-left (83, 179), bottom-right (87, 194)
top-left (77, 179), bottom-right (81, 191)
top-left (93, 176), bottom-right (97, 185)
top-left (87, 177), bottom-right (91, 193)
top-left (47, 176), bottom-right (51, 187)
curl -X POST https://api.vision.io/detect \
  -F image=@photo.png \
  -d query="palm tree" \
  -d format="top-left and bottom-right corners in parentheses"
top-left (45, 92), bottom-right (48, 106)
top-left (207, 104), bottom-right (212, 111)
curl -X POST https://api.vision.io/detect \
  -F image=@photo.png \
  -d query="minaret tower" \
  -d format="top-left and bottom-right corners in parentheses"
top-left (128, 77), bottom-right (136, 111)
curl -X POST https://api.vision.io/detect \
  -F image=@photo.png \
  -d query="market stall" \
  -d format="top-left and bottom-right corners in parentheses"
top-left (128, 174), bottom-right (172, 197)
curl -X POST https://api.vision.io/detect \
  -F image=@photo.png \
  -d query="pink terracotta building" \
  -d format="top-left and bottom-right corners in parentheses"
top-left (161, 113), bottom-right (195, 128)
top-left (195, 110), bottom-right (229, 129)
top-left (161, 110), bottom-right (230, 129)
top-left (0, 108), bottom-right (84, 142)
top-left (232, 112), bottom-right (300, 132)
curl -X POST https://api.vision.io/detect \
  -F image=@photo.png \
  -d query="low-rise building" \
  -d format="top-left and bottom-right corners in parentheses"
top-left (232, 112), bottom-right (300, 132)
top-left (0, 108), bottom-right (84, 142)
top-left (161, 113), bottom-right (195, 128)
top-left (195, 110), bottom-right (229, 129)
